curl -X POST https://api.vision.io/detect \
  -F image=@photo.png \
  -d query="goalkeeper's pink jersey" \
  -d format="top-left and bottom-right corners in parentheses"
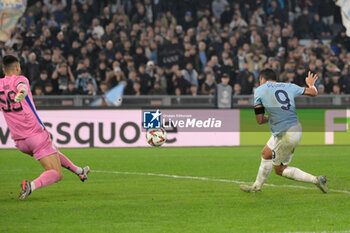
top-left (0, 75), bottom-right (44, 140)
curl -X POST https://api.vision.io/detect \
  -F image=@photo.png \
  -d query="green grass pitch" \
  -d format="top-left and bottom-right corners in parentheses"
top-left (1, 146), bottom-right (350, 233)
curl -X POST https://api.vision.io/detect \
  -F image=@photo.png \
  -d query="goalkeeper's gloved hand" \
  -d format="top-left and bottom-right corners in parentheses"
top-left (14, 89), bottom-right (27, 103)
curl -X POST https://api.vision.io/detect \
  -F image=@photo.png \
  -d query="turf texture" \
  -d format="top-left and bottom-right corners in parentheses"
top-left (1, 146), bottom-right (350, 233)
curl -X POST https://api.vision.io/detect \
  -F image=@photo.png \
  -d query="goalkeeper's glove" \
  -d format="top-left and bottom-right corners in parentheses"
top-left (14, 89), bottom-right (27, 103)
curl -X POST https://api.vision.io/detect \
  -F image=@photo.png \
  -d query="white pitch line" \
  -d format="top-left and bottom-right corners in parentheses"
top-left (285, 231), bottom-right (350, 233)
top-left (93, 170), bottom-right (350, 195)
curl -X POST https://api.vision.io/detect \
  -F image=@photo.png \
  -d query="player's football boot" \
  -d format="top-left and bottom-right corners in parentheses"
top-left (315, 176), bottom-right (328, 193)
top-left (19, 180), bottom-right (32, 199)
top-left (239, 184), bottom-right (262, 193)
top-left (78, 166), bottom-right (90, 182)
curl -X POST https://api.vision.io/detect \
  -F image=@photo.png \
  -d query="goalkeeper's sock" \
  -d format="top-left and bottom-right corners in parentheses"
top-left (32, 170), bottom-right (61, 190)
top-left (58, 152), bottom-right (83, 175)
top-left (282, 167), bottom-right (317, 184)
top-left (253, 158), bottom-right (272, 189)
top-left (30, 182), bottom-right (36, 192)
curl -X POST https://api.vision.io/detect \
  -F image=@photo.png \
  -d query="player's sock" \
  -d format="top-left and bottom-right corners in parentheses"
top-left (58, 152), bottom-right (83, 174)
top-left (282, 167), bottom-right (317, 184)
top-left (30, 182), bottom-right (36, 192)
top-left (253, 158), bottom-right (272, 189)
top-left (32, 170), bottom-right (61, 190)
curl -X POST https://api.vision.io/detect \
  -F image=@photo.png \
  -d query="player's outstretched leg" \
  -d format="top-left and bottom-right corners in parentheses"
top-left (240, 146), bottom-right (272, 193)
top-left (19, 154), bottom-right (62, 199)
top-left (58, 151), bottom-right (90, 182)
top-left (276, 166), bottom-right (328, 193)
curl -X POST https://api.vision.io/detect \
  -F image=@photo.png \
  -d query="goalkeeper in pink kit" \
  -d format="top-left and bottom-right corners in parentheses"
top-left (0, 55), bottom-right (90, 199)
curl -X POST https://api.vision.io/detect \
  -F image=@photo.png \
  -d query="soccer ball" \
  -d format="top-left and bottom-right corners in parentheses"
top-left (146, 128), bottom-right (167, 147)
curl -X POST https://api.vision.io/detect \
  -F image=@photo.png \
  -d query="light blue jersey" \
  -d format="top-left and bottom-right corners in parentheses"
top-left (254, 81), bottom-right (305, 136)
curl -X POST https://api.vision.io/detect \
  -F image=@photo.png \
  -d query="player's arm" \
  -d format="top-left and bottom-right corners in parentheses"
top-left (15, 80), bottom-right (29, 103)
top-left (303, 71), bottom-right (318, 97)
top-left (255, 105), bottom-right (268, 125)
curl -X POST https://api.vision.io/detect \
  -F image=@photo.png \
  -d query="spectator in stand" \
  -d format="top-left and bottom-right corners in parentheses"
top-left (197, 41), bottom-right (207, 72)
top-left (132, 5), bottom-right (147, 24)
top-left (265, 41), bottom-right (278, 58)
top-left (96, 61), bottom-right (108, 85)
top-left (54, 31), bottom-right (70, 57)
top-left (53, 2), bottom-right (67, 24)
top-left (201, 74), bottom-right (216, 95)
top-left (160, 11), bottom-right (177, 28)
top-left (233, 83), bottom-right (241, 96)
top-left (32, 70), bottom-right (51, 92)
top-left (183, 62), bottom-right (199, 87)
top-left (63, 81), bottom-right (79, 95)
top-left (91, 18), bottom-right (105, 39)
top-left (332, 84), bottom-right (341, 94)
top-left (190, 85), bottom-right (198, 96)
top-left (149, 82), bottom-right (167, 95)
top-left (25, 52), bottom-right (40, 83)
top-left (51, 62), bottom-right (75, 94)
top-left (319, 0), bottom-right (335, 26)
top-left (293, 66), bottom-right (307, 87)
top-left (330, 72), bottom-right (347, 93)
top-left (98, 81), bottom-right (109, 95)
top-left (214, 73), bottom-right (232, 108)
top-left (182, 11), bottom-right (196, 31)
top-left (75, 69), bottom-right (98, 94)
top-left (86, 81), bottom-right (98, 96)
top-left (101, 23), bottom-right (118, 45)
top-left (19, 46), bottom-right (29, 66)
top-left (318, 84), bottom-right (325, 94)
top-left (44, 82), bottom-right (56, 95)
top-left (311, 14), bottom-right (330, 39)
top-left (268, 0), bottom-right (286, 24)
top-left (104, 40), bottom-right (115, 63)
top-left (285, 69), bottom-right (296, 83)
top-left (230, 11), bottom-right (248, 31)
top-left (245, 52), bottom-right (267, 79)
top-left (145, 61), bottom-right (156, 78)
top-left (134, 47), bottom-right (148, 69)
top-left (132, 81), bottom-right (142, 96)
top-left (240, 73), bottom-right (254, 95)
top-left (34, 85), bottom-right (45, 96)
top-left (212, 0), bottom-right (228, 20)
top-left (81, 4), bottom-right (93, 26)
top-left (154, 66), bottom-right (167, 90)
top-left (220, 4), bottom-right (232, 26)
top-left (173, 70), bottom-right (191, 94)
top-left (108, 66), bottom-right (126, 88)
top-left (44, 0), bottom-right (67, 14)
top-left (138, 65), bottom-right (153, 94)
top-left (25, 11), bottom-right (35, 27)
top-left (39, 50), bottom-right (53, 75)
top-left (294, 8), bottom-right (311, 39)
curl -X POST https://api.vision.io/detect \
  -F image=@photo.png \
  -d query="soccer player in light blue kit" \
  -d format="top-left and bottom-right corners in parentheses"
top-left (240, 69), bottom-right (328, 193)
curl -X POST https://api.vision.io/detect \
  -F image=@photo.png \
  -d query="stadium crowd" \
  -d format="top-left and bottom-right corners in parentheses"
top-left (1, 0), bottom-right (350, 96)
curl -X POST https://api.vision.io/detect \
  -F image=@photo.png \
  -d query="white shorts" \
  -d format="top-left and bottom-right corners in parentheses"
top-left (267, 123), bottom-right (302, 166)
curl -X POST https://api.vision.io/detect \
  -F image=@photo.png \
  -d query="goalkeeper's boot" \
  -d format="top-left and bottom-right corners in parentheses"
top-left (240, 184), bottom-right (262, 193)
top-left (315, 176), bottom-right (328, 193)
top-left (19, 180), bottom-right (32, 199)
top-left (78, 166), bottom-right (90, 182)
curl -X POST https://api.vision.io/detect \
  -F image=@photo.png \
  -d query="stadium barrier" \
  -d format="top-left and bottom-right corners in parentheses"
top-left (32, 95), bottom-right (350, 108)
top-left (0, 109), bottom-right (349, 148)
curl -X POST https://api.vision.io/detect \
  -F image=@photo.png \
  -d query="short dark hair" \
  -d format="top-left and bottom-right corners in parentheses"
top-left (259, 68), bottom-right (277, 81)
top-left (2, 55), bottom-right (19, 70)
top-left (221, 73), bottom-right (229, 78)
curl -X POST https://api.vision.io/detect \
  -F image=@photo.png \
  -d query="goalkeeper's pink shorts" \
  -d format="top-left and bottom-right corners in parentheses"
top-left (15, 129), bottom-right (58, 160)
